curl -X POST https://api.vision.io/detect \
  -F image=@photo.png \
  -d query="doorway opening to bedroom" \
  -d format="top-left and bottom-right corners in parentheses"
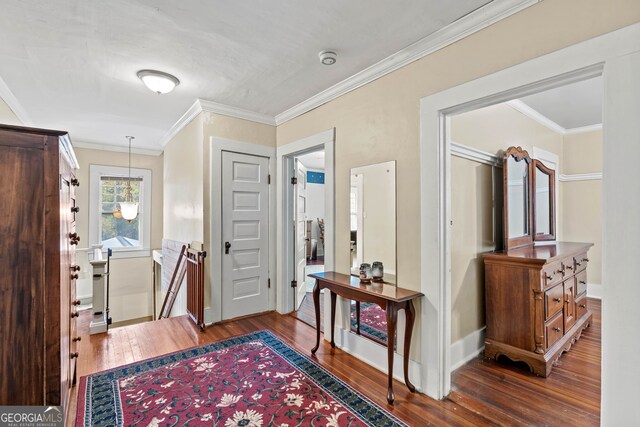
top-left (288, 149), bottom-right (326, 330)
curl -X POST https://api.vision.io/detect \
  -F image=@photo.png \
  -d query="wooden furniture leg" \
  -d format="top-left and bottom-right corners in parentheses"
top-left (403, 300), bottom-right (416, 392)
top-left (356, 301), bottom-right (361, 334)
top-left (311, 280), bottom-right (321, 354)
top-left (386, 302), bottom-right (398, 404)
top-left (330, 291), bottom-right (337, 348)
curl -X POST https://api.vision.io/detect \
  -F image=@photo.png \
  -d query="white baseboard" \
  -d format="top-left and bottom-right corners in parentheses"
top-left (334, 327), bottom-right (423, 392)
top-left (450, 327), bottom-right (486, 371)
top-left (587, 283), bottom-right (602, 300)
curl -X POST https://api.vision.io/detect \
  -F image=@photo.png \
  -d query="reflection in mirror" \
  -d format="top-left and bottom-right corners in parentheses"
top-left (349, 161), bottom-right (396, 283)
top-left (535, 167), bottom-right (550, 235)
top-left (349, 160), bottom-right (396, 347)
top-left (533, 160), bottom-right (556, 240)
top-left (507, 156), bottom-right (530, 239)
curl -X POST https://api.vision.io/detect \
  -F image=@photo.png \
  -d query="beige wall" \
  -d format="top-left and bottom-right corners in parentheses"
top-left (449, 103), bottom-right (563, 341)
top-left (163, 114), bottom-right (205, 244)
top-left (163, 111), bottom-right (276, 310)
top-left (0, 97), bottom-right (22, 125)
top-left (562, 130), bottom-right (603, 284)
top-left (276, 0), bottom-right (639, 356)
top-left (74, 147), bottom-right (164, 322)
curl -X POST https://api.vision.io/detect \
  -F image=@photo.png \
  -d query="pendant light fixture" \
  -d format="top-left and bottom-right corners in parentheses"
top-left (119, 136), bottom-right (139, 222)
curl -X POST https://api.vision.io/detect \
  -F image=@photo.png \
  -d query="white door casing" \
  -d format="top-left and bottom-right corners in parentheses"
top-left (221, 151), bottom-right (270, 319)
top-left (294, 159), bottom-right (308, 310)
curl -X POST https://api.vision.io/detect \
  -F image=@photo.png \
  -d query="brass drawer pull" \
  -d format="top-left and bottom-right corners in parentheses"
top-left (71, 178), bottom-right (80, 187)
top-left (579, 304), bottom-right (587, 308)
top-left (70, 352), bottom-right (79, 359)
top-left (71, 206), bottom-right (80, 213)
top-left (566, 265), bottom-right (573, 270)
top-left (73, 299), bottom-right (81, 306)
top-left (553, 297), bottom-right (561, 302)
top-left (554, 327), bottom-right (561, 332)
top-left (71, 273), bottom-right (79, 280)
top-left (70, 312), bottom-right (79, 318)
top-left (545, 274), bottom-right (553, 280)
top-left (73, 336), bottom-right (82, 342)
top-left (70, 265), bottom-right (80, 271)
top-left (582, 258), bottom-right (589, 263)
top-left (579, 280), bottom-right (586, 284)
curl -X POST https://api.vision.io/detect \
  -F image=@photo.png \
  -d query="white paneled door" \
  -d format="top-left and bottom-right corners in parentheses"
top-left (221, 151), bottom-right (270, 319)
top-left (294, 160), bottom-right (308, 310)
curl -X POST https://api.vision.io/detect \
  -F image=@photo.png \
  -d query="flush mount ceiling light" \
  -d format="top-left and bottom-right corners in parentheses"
top-left (137, 69), bottom-right (180, 94)
top-left (318, 50), bottom-right (337, 66)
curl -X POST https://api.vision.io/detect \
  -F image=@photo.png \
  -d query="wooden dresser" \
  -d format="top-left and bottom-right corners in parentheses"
top-left (0, 124), bottom-right (80, 409)
top-left (482, 242), bottom-right (593, 376)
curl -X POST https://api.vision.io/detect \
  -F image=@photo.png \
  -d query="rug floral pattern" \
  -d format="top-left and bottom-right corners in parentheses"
top-left (77, 330), bottom-right (406, 427)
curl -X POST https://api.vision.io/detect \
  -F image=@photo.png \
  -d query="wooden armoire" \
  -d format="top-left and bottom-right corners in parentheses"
top-left (0, 124), bottom-right (80, 409)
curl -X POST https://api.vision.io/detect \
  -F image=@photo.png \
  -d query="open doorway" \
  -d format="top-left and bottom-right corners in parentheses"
top-left (447, 75), bottom-right (603, 385)
top-left (290, 149), bottom-right (326, 329)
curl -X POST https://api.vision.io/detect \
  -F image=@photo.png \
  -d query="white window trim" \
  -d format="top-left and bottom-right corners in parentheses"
top-left (89, 164), bottom-right (152, 259)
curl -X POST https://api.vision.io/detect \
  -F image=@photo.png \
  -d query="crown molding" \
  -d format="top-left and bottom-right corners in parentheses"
top-left (275, 0), bottom-right (539, 125)
top-left (0, 74), bottom-right (33, 125)
top-left (73, 140), bottom-right (163, 156)
top-left (450, 141), bottom-right (501, 167)
top-left (559, 172), bottom-right (602, 182)
top-left (506, 99), bottom-right (566, 134)
top-left (564, 123), bottom-right (603, 135)
top-left (507, 99), bottom-right (603, 135)
top-left (158, 99), bottom-right (204, 148)
top-left (158, 98), bottom-right (276, 148)
top-left (198, 99), bottom-right (276, 126)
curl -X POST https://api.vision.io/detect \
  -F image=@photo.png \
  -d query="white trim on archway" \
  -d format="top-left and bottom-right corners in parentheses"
top-left (419, 22), bottom-right (640, 406)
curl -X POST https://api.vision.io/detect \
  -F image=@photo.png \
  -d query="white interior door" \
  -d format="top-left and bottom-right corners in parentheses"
top-left (222, 151), bottom-right (270, 319)
top-left (295, 159), bottom-right (308, 310)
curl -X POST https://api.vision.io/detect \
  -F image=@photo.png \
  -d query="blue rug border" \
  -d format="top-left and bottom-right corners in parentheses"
top-left (80, 329), bottom-right (408, 427)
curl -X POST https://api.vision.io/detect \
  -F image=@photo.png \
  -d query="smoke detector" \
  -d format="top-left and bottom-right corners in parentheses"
top-left (318, 50), bottom-right (337, 66)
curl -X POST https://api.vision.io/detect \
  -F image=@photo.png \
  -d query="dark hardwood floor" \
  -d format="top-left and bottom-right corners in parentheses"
top-left (290, 291), bottom-right (323, 332)
top-left (70, 299), bottom-right (601, 426)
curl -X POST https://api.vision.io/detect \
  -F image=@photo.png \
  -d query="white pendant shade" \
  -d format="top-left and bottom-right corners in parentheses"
top-left (120, 201), bottom-right (139, 221)
top-left (137, 70), bottom-right (180, 94)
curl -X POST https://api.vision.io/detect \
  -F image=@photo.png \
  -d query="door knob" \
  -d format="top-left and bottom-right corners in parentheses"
top-left (225, 242), bottom-right (231, 254)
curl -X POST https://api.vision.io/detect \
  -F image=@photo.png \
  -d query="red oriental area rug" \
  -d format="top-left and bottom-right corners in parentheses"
top-left (76, 330), bottom-right (407, 426)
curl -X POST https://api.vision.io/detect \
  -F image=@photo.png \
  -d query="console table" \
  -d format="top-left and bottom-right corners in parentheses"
top-left (308, 271), bottom-right (423, 404)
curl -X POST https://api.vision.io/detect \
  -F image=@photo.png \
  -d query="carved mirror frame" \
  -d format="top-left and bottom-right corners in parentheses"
top-left (503, 146), bottom-right (534, 250)
top-left (532, 159), bottom-right (556, 241)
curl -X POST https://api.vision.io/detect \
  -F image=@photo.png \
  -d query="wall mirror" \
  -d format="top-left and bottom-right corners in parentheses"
top-left (349, 160), bottom-right (396, 346)
top-left (503, 146), bottom-right (533, 250)
top-left (532, 159), bottom-right (556, 240)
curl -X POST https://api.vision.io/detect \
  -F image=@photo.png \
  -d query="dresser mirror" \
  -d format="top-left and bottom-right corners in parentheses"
top-left (504, 146), bottom-right (533, 250)
top-left (349, 160), bottom-right (397, 347)
top-left (532, 159), bottom-right (556, 241)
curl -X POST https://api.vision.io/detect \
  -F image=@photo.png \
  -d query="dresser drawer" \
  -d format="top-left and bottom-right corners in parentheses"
top-left (542, 262), bottom-right (564, 288)
top-left (576, 296), bottom-right (589, 319)
top-left (545, 284), bottom-right (564, 319)
top-left (574, 253), bottom-right (589, 273)
top-left (575, 270), bottom-right (588, 296)
top-left (545, 312), bottom-right (564, 349)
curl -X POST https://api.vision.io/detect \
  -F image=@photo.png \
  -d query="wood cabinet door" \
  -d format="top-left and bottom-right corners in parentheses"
top-left (563, 280), bottom-right (576, 331)
top-left (0, 136), bottom-right (45, 404)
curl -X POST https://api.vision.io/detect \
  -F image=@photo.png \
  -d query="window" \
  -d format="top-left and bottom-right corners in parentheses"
top-left (89, 165), bottom-right (152, 258)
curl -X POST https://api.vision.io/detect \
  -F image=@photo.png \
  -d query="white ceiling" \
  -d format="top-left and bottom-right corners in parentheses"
top-left (0, 0), bottom-right (493, 151)
top-left (297, 150), bottom-right (325, 170)
top-left (517, 76), bottom-right (603, 131)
